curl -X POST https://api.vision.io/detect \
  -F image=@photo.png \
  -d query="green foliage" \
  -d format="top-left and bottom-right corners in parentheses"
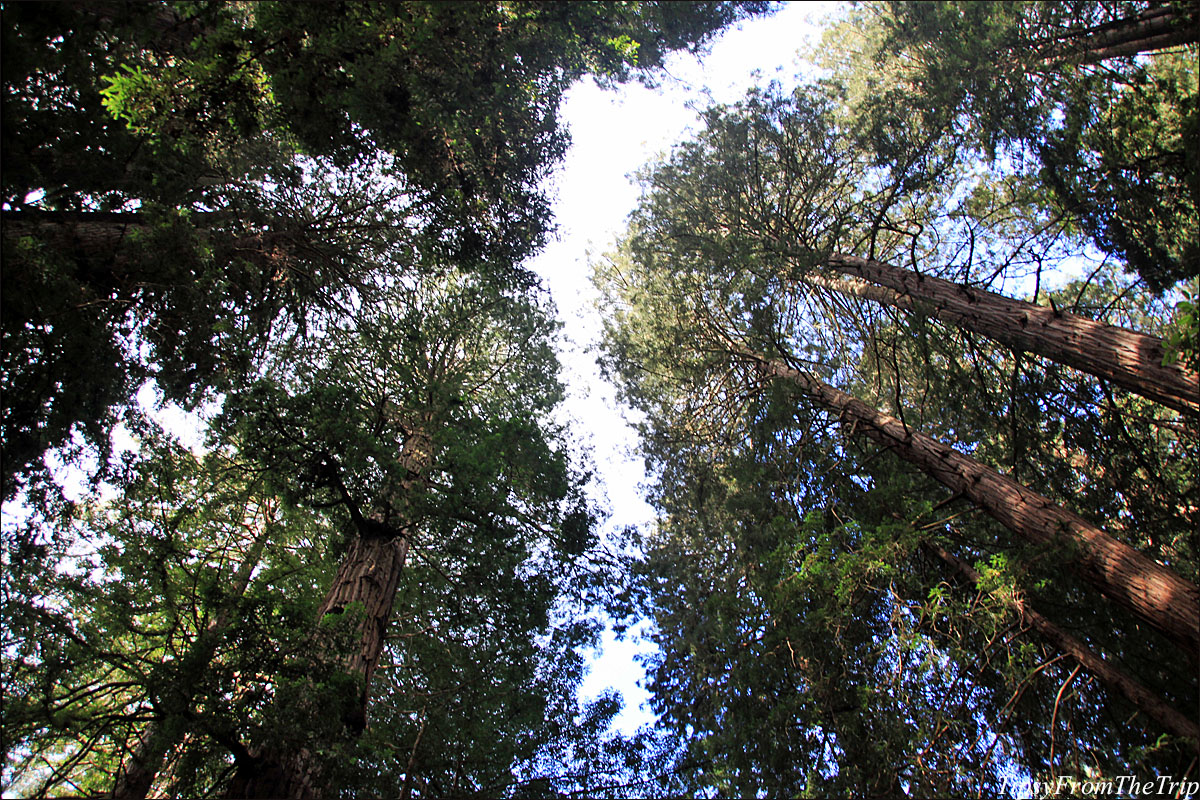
top-left (2, 426), bottom-right (330, 797)
top-left (823, 1), bottom-right (1200, 291)
top-left (3, 2), bottom-right (776, 797)
top-left (1039, 49), bottom-right (1199, 292)
top-left (596, 11), bottom-right (1199, 788)
top-left (1163, 280), bottom-right (1200, 370)
top-left (1, 0), bottom-right (768, 502)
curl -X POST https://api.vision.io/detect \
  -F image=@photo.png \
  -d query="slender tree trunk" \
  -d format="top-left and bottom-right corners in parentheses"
top-left (923, 540), bottom-right (1199, 749)
top-left (111, 524), bottom-right (270, 799)
top-left (813, 254), bottom-right (1199, 417)
top-left (226, 428), bottom-right (431, 800)
top-left (747, 352), bottom-right (1200, 656)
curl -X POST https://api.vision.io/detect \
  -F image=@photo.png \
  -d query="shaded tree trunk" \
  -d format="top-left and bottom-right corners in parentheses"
top-left (746, 351), bottom-right (1200, 657)
top-left (2, 209), bottom-right (312, 280)
top-left (226, 428), bottom-right (431, 800)
top-left (923, 540), bottom-right (1199, 749)
top-left (812, 254), bottom-right (1199, 416)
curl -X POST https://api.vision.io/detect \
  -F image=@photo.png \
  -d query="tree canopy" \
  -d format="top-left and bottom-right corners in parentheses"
top-left (4, 1), bottom-right (1197, 798)
top-left (596, 2), bottom-right (1198, 793)
top-left (0, 0), bottom-right (768, 501)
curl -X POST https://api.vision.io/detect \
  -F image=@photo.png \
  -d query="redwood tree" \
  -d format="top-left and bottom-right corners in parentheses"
top-left (215, 270), bottom-right (595, 798)
top-left (596, 231), bottom-right (1199, 786)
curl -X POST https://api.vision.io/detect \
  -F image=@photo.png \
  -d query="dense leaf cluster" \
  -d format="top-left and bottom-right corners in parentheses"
top-left (597, 2), bottom-right (1198, 795)
top-left (1, 2), bottom-right (770, 798)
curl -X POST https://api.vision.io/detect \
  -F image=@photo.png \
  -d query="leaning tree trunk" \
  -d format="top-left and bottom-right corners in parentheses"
top-left (226, 427), bottom-right (432, 800)
top-left (111, 521), bottom-right (271, 800)
top-left (923, 540), bottom-right (1199, 749)
top-left (2, 209), bottom-right (310, 285)
top-left (813, 254), bottom-right (1199, 417)
top-left (746, 352), bottom-right (1200, 657)
top-left (1032, 3), bottom-right (1200, 65)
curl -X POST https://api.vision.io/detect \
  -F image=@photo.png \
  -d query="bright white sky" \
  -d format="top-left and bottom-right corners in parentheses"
top-left (531, 0), bottom-right (837, 733)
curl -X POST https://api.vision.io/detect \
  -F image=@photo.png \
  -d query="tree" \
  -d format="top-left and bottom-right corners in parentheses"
top-left (625, 80), bottom-right (1197, 418)
top-left (746, 349), bottom-right (1198, 656)
top-left (1, 427), bottom-right (330, 798)
top-left (4, 4), bottom-right (777, 795)
top-left (594, 66), bottom-right (1199, 782)
top-left (591, 4), bottom-right (1197, 791)
top-left (109, 511), bottom-right (270, 800)
top-left (596, 229), bottom-right (1199, 789)
top-left (2, 270), bottom-right (625, 798)
top-left (1, 0), bottom-right (770, 501)
top-left (209, 269), bottom-right (599, 798)
top-left (923, 539), bottom-right (1199, 744)
top-left (811, 254), bottom-right (1199, 416)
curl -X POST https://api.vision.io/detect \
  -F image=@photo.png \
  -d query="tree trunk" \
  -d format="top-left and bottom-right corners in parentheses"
top-left (748, 352), bottom-right (1200, 657)
top-left (316, 532), bottom-right (413, 725)
top-left (923, 540), bottom-right (1199, 749)
top-left (2, 209), bottom-right (303, 281)
top-left (226, 428), bottom-right (431, 799)
top-left (111, 525), bottom-right (270, 799)
top-left (1033, 4), bottom-right (1200, 65)
top-left (223, 536), bottom-right (412, 800)
top-left (814, 254), bottom-right (1199, 417)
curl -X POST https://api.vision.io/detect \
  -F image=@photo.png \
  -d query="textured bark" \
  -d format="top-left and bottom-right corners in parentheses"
top-left (750, 353), bottom-right (1200, 657)
top-left (817, 254), bottom-right (1199, 417)
top-left (111, 528), bottom-right (269, 799)
top-left (316, 533), bottom-right (412, 718)
top-left (924, 541), bottom-right (1199, 749)
top-left (1033, 4), bottom-right (1200, 65)
top-left (2, 210), bottom-right (300, 274)
top-left (227, 427), bottom-right (431, 800)
top-left (223, 535), bottom-right (413, 800)
top-left (225, 749), bottom-right (321, 800)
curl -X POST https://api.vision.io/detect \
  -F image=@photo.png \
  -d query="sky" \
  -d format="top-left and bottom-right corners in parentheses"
top-left (530, 0), bottom-right (838, 733)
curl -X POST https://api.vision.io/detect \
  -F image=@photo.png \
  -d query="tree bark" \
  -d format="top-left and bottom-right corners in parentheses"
top-left (1032, 4), bottom-right (1200, 65)
top-left (924, 540), bottom-right (1199, 750)
top-left (748, 352), bottom-right (1200, 657)
top-left (226, 427), bottom-right (431, 800)
top-left (814, 254), bottom-right (1199, 417)
top-left (111, 524), bottom-right (270, 799)
top-left (222, 537), bottom-right (412, 800)
top-left (2, 209), bottom-right (297, 265)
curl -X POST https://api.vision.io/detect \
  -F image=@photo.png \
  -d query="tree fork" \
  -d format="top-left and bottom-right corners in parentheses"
top-left (815, 254), bottom-right (1199, 417)
top-left (226, 428), bottom-right (431, 800)
top-left (923, 540), bottom-right (1199, 749)
top-left (749, 352), bottom-right (1200, 657)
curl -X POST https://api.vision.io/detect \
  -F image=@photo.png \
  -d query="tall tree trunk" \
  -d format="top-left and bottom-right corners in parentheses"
top-left (1033, 4), bottom-right (1200, 65)
top-left (745, 351), bottom-right (1200, 657)
top-left (2, 209), bottom-right (307, 284)
top-left (812, 254), bottom-right (1199, 417)
top-left (923, 540), bottom-right (1199, 749)
top-left (226, 427), bottom-right (431, 800)
top-left (111, 522), bottom-right (271, 799)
